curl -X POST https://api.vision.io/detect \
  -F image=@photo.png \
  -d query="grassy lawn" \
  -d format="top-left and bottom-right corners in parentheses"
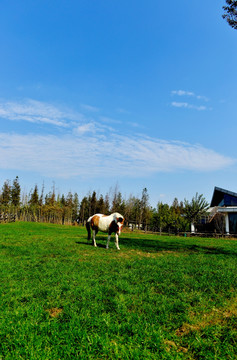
top-left (0, 222), bottom-right (236, 359)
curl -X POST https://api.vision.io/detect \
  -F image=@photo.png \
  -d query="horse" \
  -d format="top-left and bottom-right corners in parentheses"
top-left (86, 212), bottom-right (124, 250)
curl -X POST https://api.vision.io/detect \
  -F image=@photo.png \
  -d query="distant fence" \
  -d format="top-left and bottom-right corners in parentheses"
top-left (0, 211), bottom-right (75, 225)
top-left (0, 213), bottom-right (16, 223)
top-left (124, 227), bottom-right (236, 239)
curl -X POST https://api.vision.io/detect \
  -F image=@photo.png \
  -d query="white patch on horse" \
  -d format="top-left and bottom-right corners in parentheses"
top-left (86, 212), bottom-right (124, 250)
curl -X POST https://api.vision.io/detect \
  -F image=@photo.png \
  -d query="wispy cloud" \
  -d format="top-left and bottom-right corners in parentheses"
top-left (128, 121), bottom-right (143, 128)
top-left (80, 104), bottom-right (100, 112)
top-left (99, 116), bottom-right (121, 125)
top-left (171, 90), bottom-right (210, 111)
top-left (172, 90), bottom-right (195, 97)
top-left (171, 90), bottom-right (209, 102)
top-left (0, 98), bottom-right (233, 179)
top-left (171, 102), bottom-right (207, 111)
top-left (74, 123), bottom-right (96, 135)
top-left (0, 132), bottom-right (234, 179)
top-left (0, 99), bottom-right (73, 127)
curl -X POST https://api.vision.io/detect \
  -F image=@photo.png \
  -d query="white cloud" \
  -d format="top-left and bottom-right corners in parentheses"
top-left (171, 90), bottom-right (209, 102)
top-left (0, 132), bottom-right (234, 179)
top-left (171, 90), bottom-right (210, 110)
top-left (171, 101), bottom-right (189, 108)
top-left (74, 123), bottom-right (96, 135)
top-left (99, 116), bottom-right (121, 125)
top-left (171, 102), bottom-right (207, 111)
top-left (0, 99), bottom-right (75, 127)
top-left (0, 98), bottom-right (233, 180)
top-left (171, 90), bottom-right (195, 97)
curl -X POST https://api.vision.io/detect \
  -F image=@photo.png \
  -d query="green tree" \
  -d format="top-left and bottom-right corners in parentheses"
top-left (170, 198), bottom-right (188, 234)
top-left (60, 194), bottom-right (66, 207)
top-left (60, 194), bottom-right (66, 225)
top-left (29, 185), bottom-right (39, 206)
top-left (124, 195), bottom-right (141, 229)
top-left (96, 194), bottom-right (105, 214)
top-left (39, 183), bottom-right (45, 206)
top-left (45, 191), bottom-right (56, 206)
top-left (124, 195), bottom-right (134, 225)
top-left (104, 193), bottom-right (110, 214)
top-left (79, 196), bottom-right (89, 224)
top-left (72, 193), bottom-right (79, 221)
top-left (223, 1), bottom-right (237, 29)
top-left (156, 202), bottom-right (171, 234)
top-left (1, 180), bottom-right (11, 208)
top-left (90, 191), bottom-right (97, 215)
top-left (11, 176), bottom-right (21, 207)
top-left (61, 191), bottom-right (74, 224)
top-left (66, 191), bottom-right (73, 208)
top-left (140, 188), bottom-right (151, 230)
top-left (112, 191), bottom-right (125, 214)
top-left (183, 193), bottom-right (209, 231)
top-left (28, 185), bottom-right (41, 222)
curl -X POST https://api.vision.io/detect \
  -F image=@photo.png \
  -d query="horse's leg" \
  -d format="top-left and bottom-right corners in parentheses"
top-left (92, 230), bottom-right (97, 247)
top-left (115, 233), bottom-right (120, 250)
top-left (106, 234), bottom-right (111, 249)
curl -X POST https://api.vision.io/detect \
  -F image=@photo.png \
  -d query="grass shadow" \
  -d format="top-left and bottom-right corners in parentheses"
top-left (119, 235), bottom-right (237, 256)
top-left (75, 240), bottom-right (106, 249)
top-left (75, 230), bottom-right (237, 256)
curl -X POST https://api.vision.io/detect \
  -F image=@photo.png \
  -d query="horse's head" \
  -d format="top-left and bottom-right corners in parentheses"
top-left (109, 215), bottom-right (124, 235)
top-left (116, 216), bottom-right (124, 235)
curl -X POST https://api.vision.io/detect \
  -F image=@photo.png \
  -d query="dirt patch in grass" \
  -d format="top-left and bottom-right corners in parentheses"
top-left (125, 250), bottom-right (161, 258)
top-left (164, 339), bottom-right (188, 354)
top-left (46, 307), bottom-right (63, 318)
top-left (90, 248), bottom-right (185, 261)
top-left (119, 249), bottom-right (182, 259)
top-left (176, 296), bottom-right (237, 337)
top-left (105, 249), bottom-right (162, 260)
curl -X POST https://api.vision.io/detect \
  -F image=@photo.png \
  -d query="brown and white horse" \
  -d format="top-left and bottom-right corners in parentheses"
top-left (86, 212), bottom-right (124, 250)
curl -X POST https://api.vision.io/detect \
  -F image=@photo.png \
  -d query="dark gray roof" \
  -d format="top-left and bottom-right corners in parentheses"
top-left (210, 187), bottom-right (237, 207)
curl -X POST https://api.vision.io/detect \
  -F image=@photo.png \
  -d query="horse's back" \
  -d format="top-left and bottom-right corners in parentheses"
top-left (87, 213), bottom-right (104, 223)
top-left (87, 214), bottom-right (109, 232)
top-left (87, 213), bottom-right (124, 233)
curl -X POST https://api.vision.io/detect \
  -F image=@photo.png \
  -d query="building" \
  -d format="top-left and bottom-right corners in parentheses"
top-left (209, 187), bottom-right (237, 234)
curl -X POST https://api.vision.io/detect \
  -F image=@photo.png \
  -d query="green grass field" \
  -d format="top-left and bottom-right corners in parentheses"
top-left (0, 222), bottom-right (236, 359)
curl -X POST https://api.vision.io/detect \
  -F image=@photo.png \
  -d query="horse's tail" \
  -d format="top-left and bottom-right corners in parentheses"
top-left (86, 219), bottom-right (91, 240)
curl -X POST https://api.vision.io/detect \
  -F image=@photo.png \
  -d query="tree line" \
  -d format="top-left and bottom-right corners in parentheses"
top-left (0, 176), bottom-right (210, 233)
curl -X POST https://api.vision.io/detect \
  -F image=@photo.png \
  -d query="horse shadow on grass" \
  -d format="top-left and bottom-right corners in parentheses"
top-left (75, 240), bottom-right (106, 249)
top-left (75, 234), bottom-right (237, 256)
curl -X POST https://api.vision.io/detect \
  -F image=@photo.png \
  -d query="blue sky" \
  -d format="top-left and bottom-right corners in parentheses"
top-left (0, 0), bottom-right (237, 207)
